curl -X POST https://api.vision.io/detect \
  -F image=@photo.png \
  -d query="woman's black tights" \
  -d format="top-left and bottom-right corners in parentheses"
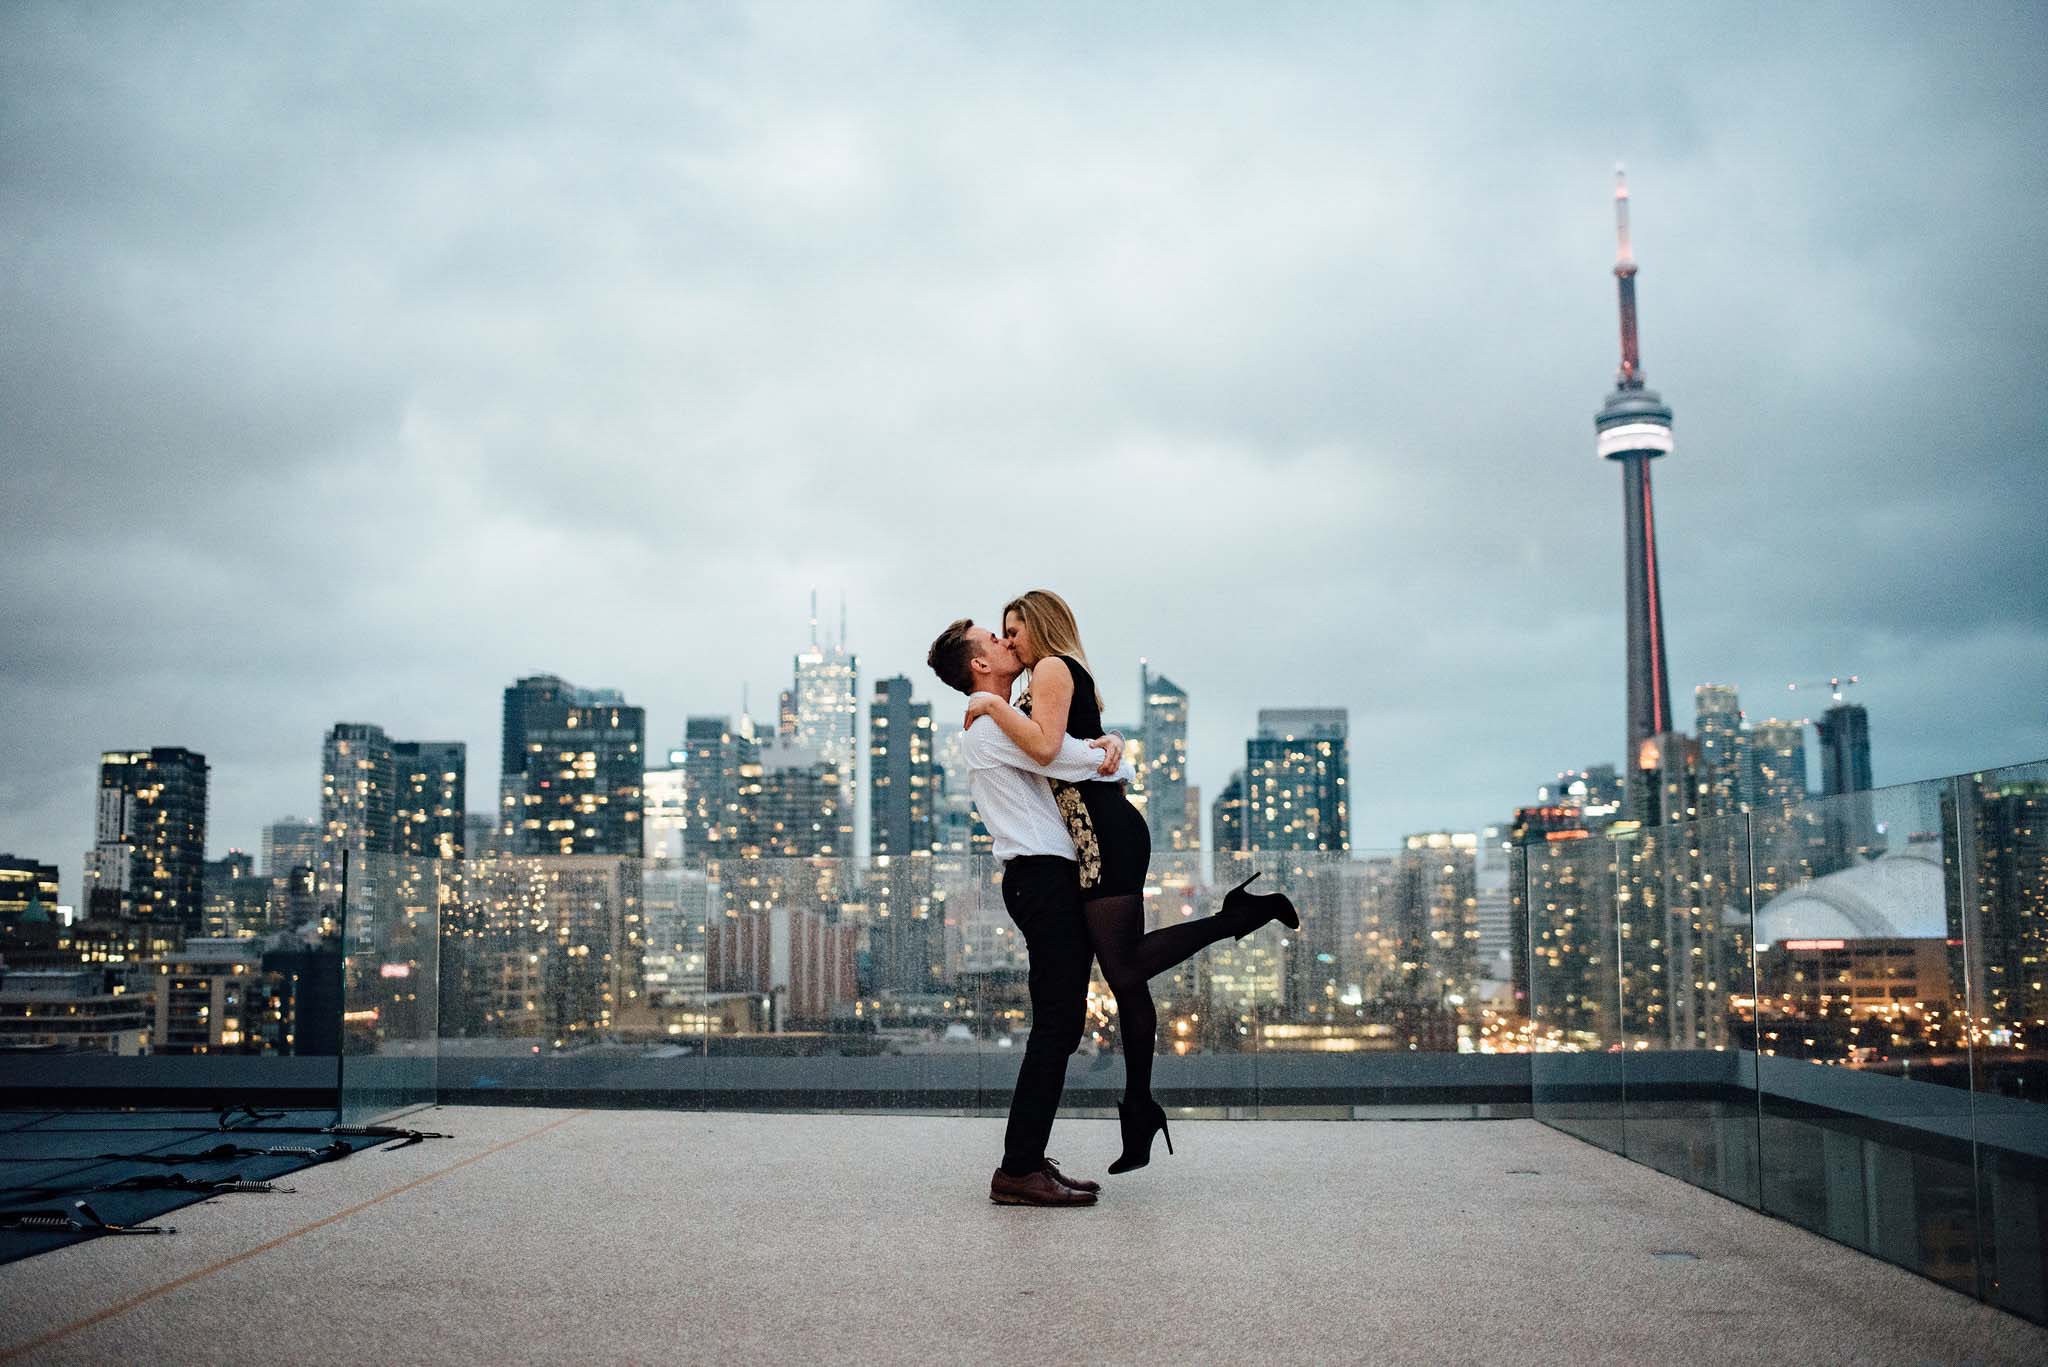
top-left (1083, 893), bottom-right (1246, 1104)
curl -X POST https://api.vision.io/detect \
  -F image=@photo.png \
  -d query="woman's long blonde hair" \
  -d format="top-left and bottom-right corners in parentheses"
top-left (1004, 588), bottom-right (1105, 713)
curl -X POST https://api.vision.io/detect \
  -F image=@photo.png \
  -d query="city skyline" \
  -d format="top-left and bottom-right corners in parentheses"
top-left (4, 5), bottom-right (2046, 900)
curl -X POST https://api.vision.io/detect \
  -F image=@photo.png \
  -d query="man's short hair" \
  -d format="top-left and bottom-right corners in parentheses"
top-left (927, 618), bottom-right (979, 695)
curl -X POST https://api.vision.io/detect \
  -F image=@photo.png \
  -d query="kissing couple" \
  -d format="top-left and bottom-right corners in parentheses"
top-left (927, 589), bottom-right (1298, 1207)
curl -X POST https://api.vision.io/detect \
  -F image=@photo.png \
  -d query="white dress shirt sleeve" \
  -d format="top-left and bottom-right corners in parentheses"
top-left (961, 711), bottom-right (1135, 784)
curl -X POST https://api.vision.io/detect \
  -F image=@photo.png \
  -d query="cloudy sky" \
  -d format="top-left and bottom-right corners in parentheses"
top-left (5, 2), bottom-right (2045, 899)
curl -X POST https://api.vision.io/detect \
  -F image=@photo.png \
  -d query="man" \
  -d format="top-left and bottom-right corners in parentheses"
top-left (927, 618), bottom-right (1129, 1207)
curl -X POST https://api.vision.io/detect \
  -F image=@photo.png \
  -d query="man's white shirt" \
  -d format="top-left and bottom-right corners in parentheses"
top-left (957, 708), bottom-right (1134, 863)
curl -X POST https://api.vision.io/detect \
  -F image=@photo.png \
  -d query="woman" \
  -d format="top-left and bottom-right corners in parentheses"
top-left (965, 588), bottom-right (1297, 1173)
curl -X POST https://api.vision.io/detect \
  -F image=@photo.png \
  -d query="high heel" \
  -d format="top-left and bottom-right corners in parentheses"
top-left (1107, 1098), bottom-right (1171, 1174)
top-left (1219, 871), bottom-right (1300, 938)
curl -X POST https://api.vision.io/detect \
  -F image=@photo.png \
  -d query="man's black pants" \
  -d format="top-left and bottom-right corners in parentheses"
top-left (999, 855), bottom-right (1092, 1176)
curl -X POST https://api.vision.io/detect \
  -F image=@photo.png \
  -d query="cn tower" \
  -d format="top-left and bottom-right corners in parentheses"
top-left (1594, 166), bottom-right (1677, 822)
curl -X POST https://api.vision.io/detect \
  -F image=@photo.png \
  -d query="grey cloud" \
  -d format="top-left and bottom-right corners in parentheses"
top-left (4, 2), bottom-right (2046, 895)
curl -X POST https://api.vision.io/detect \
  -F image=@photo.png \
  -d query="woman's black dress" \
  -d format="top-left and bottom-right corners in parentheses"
top-left (1027, 654), bottom-right (1150, 899)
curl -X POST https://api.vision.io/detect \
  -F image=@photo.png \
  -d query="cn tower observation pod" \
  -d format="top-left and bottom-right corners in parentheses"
top-left (1596, 384), bottom-right (1675, 460)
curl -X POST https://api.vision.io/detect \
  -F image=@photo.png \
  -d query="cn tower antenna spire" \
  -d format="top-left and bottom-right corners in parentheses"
top-left (1614, 163), bottom-right (1643, 388)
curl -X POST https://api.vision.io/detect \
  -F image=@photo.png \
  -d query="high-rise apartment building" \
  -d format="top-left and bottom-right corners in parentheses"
top-left (683, 715), bottom-right (756, 859)
top-left (498, 675), bottom-right (645, 857)
top-left (1817, 703), bottom-right (1873, 798)
top-left (1395, 832), bottom-right (1480, 1010)
top-left (1244, 709), bottom-right (1350, 853)
top-left (261, 817), bottom-right (320, 883)
top-left (321, 725), bottom-right (465, 905)
top-left (1747, 719), bottom-right (1810, 810)
top-left (319, 723), bottom-right (395, 905)
top-left (1139, 666), bottom-right (1195, 853)
top-left (1694, 684), bottom-right (1747, 819)
top-left (1211, 770), bottom-right (1247, 858)
top-left (394, 740), bottom-right (466, 860)
top-left (1956, 777), bottom-right (2048, 1034)
top-left (738, 739), bottom-right (855, 859)
top-left (869, 676), bottom-right (935, 859)
top-left (84, 747), bottom-right (209, 932)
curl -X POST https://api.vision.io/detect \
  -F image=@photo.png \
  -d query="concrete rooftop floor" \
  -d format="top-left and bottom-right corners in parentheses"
top-left (3, 1107), bottom-right (2044, 1366)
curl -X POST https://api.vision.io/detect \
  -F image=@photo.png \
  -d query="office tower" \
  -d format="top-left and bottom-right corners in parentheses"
top-left (498, 675), bottom-right (646, 857)
top-left (321, 726), bottom-right (466, 908)
top-left (0, 855), bottom-right (62, 949)
top-left (683, 715), bottom-right (756, 860)
top-left (790, 596), bottom-right (858, 806)
top-left (777, 689), bottom-right (798, 740)
top-left (202, 850), bottom-right (271, 939)
top-left (739, 739), bottom-right (854, 858)
top-left (1817, 703), bottom-right (1873, 797)
top-left (643, 759), bottom-right (689, 862)
top-left (1694, 684), bottom-right (1748, 818)
top-left (1514, 805), bottom-right (1621, 1046)
top-left (1140, 665), bottom-right (1195, 853)
top-left (1244, 709), bottom-right (1350, 852)
top-left (262, 817), bottom-right (321, 882)
top-left (319, 723), bottom-right (396, 907)
top-left (869, 676), bottom-right (935, 858)
top-left (1593, 169), bottom-right (1681, 823)
top-left (1816, 702), bottom-right (1877, 866)
top-left (1747, 719), bottom-right (1810, 810)
top-left (1212, 770), bottom-right (1247, 858)
top-left (393, 740), bottom-right (466, 859)
top-left (84, 747), bottom-right (209, 933)
top-left (1394, 833), bottom-right (1480, 1010)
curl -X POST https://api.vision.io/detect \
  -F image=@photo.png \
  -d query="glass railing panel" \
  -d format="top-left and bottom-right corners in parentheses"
top-left (1613, 813), bottom-right (1760, 1204)
top-left (1526, 830), bottom-right (1625, 1151)
top-left (433, 852), bottom-right (667, 1106)
top-left (1954, 760), bottom-right (2048, 1321)
top-left (697, 855), bottom-right (976, 1112)
top-left (0, 882), bottom-right (342, 1108)
top-left (339, 851), bottom-right (441, 1122)
top-left (1751, 777), bottom-right (1978, 1297)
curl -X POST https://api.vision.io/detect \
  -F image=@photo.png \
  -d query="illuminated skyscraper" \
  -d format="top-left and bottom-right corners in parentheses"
top-left (1594, 168), bottom-right (1681, 824)
top-left (393, 740), bottom-right (466, 860)
top-left (1747, 718), bottom-right (1810, 810)
top-left (868, 676), bottom-right (935, 858)
top-left (1139, 665), bottom-right (1195, 854)
top-left (1212, 769), bottom-right (1247, 858)
top-left (791, 593), bottom-right (859, 806)
top-left (497, 675), bottom-right (645, 857)
top-left (85, 747), bottom-right (209, 933)
top-left (1817, 703), bottom-right (1873, 798)
top-left (682, 715), bottom-right (755, 860)
top-left (739, 738), bottom-right (855, 858)
top-left (1244, 709), bottom-right (1350, 853)
top-left (321, 725), bottom-right (466, 906)
top-left (1694, 684), bottom-right (1747, 818)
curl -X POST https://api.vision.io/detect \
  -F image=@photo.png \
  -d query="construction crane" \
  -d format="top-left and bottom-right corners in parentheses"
top-left (1786, 675), bottom-right (1861, 704)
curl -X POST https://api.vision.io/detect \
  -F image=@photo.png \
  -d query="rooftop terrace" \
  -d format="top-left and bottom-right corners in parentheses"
top-left (4, 1107), bottom-right (2044, 1365)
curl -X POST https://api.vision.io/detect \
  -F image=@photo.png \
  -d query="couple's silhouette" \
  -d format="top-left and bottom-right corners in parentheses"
top-left (927, 590), bottom-right (1297, 1206)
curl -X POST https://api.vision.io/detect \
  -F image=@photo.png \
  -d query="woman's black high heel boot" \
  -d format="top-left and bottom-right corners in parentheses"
top-left (1219, 871), bottom-right (1300, 938)
top-left (1108, 1098), bottom-right (1173, 1174)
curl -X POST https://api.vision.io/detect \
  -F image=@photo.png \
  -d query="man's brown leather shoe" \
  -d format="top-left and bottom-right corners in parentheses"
top-left (1042, 1157), bottom-right (1100, 1194)
top-left (990, 1167), bottom-right (1097, 1206)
